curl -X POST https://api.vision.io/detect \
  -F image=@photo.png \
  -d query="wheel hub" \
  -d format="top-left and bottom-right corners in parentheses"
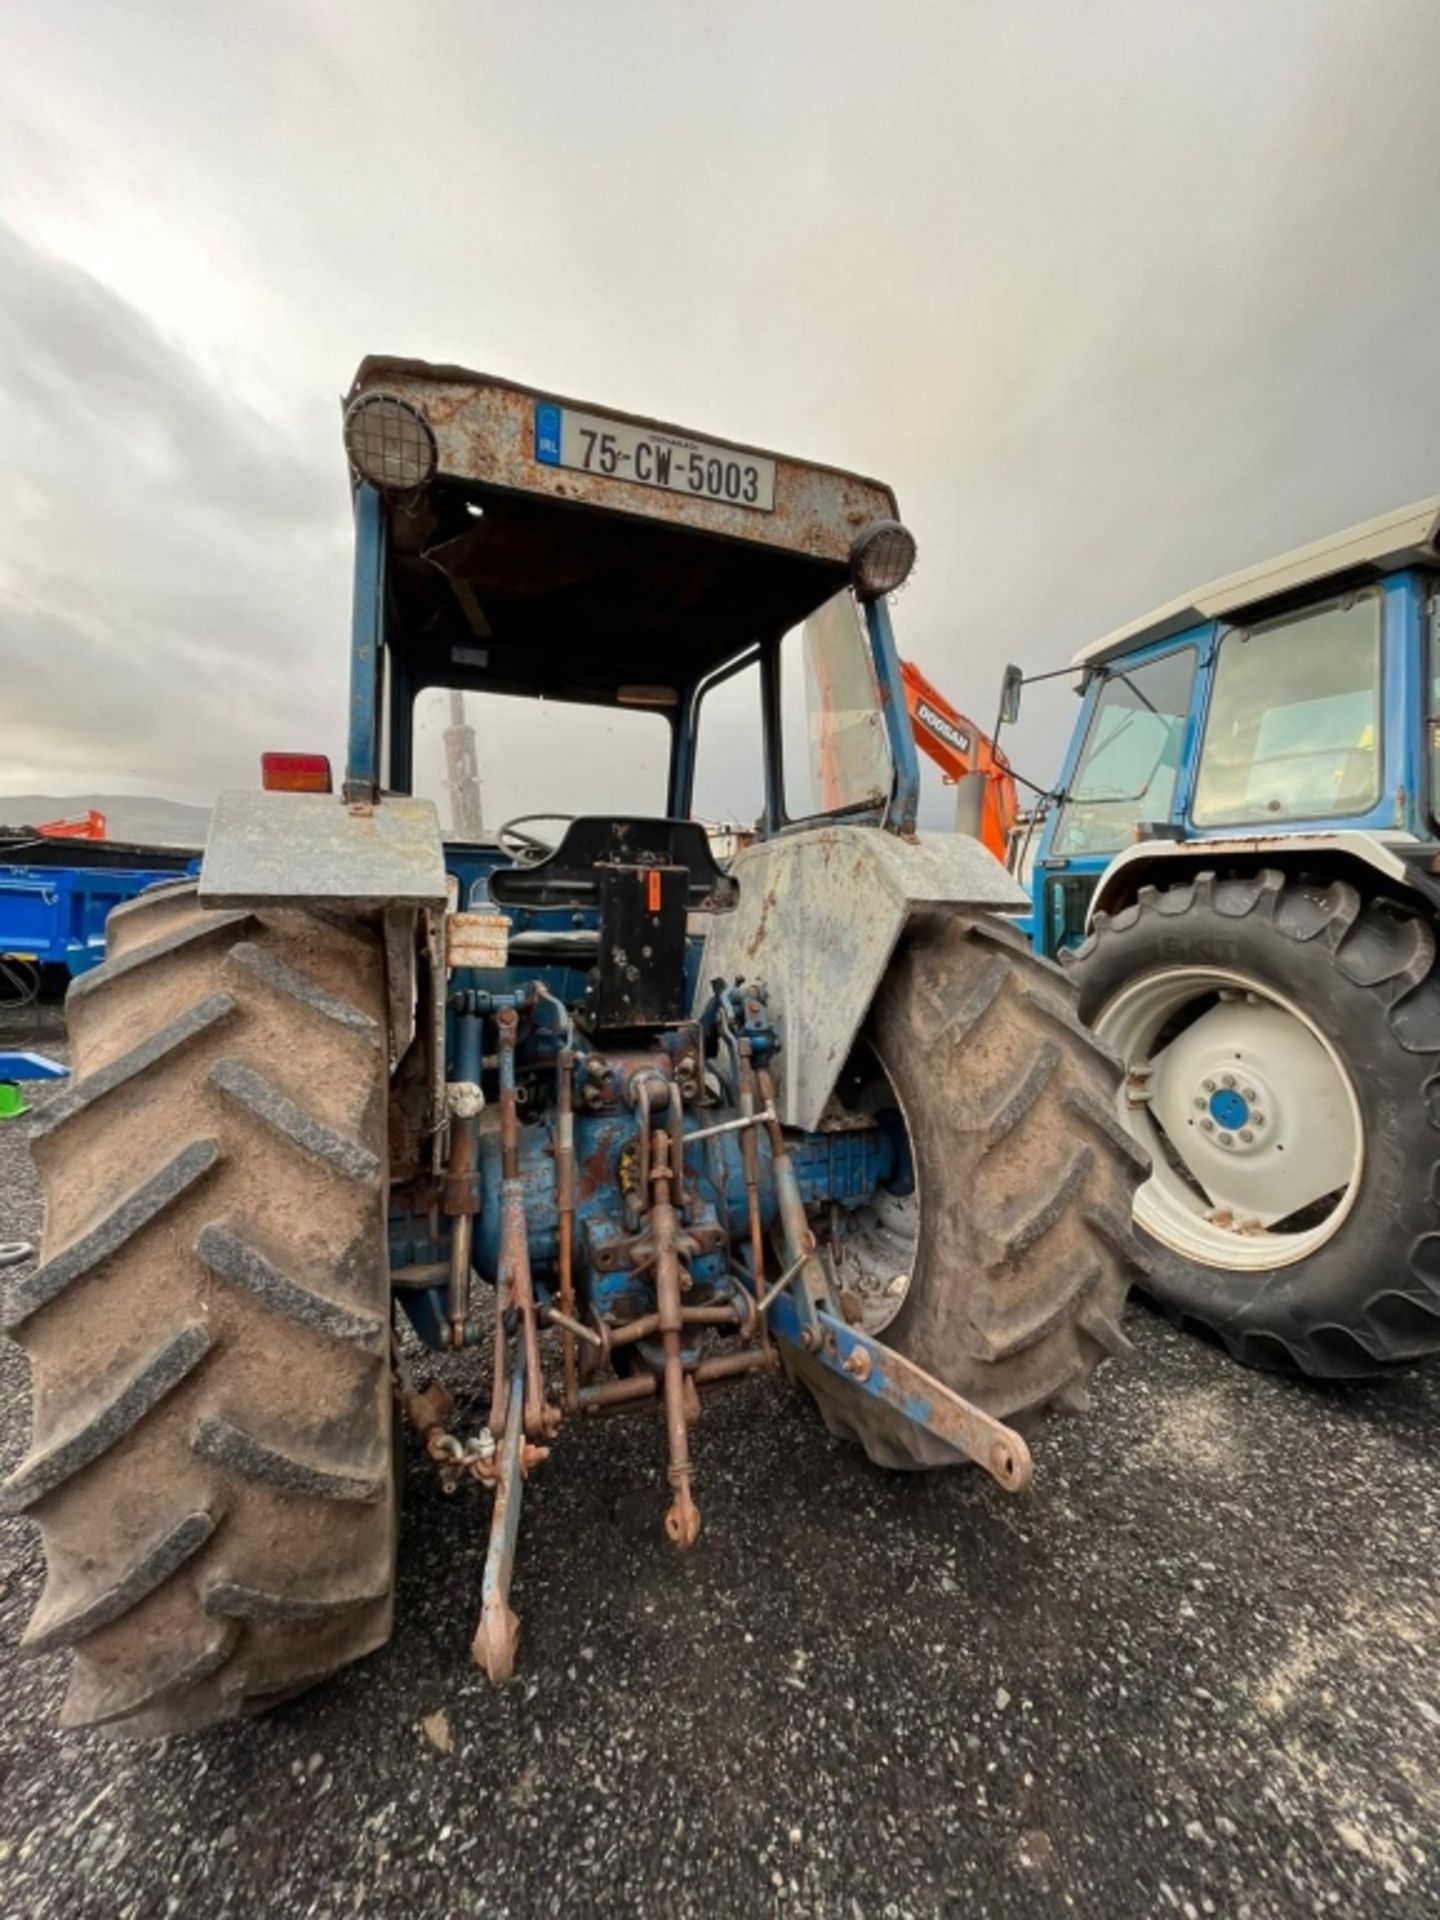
top-left (1194, 1065), bottom-right (1275, 1151)
top-left (1207, 1087), bottom-right (1248, 1129)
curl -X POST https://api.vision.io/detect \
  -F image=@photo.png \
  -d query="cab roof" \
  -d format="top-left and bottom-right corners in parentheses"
top-left (345, 357), bottom-right (902, 702)
top-left (1072, 494), bottom-right (1440, 671)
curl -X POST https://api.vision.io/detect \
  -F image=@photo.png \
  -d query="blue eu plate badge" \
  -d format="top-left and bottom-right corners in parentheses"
top-left (534, 404), bottom-right (562, 466)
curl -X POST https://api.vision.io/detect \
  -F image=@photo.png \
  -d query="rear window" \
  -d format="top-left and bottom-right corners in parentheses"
top-left (410, 688), bottom-right (670, 840)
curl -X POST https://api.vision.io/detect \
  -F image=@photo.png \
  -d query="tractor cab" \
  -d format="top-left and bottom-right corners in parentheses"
top-left (323, 360), bottom-right (927, 1050)
top-left (1027, 495), bottom-right (1440, 959)
top-left (343, 357), bottom-right (921, 849)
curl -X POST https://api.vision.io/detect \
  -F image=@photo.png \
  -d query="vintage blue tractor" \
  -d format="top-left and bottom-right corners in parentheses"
top-left (1021, 498), bottom-right (1440, 1377)
top-left (4, 361), bottom-right (1144, 1735)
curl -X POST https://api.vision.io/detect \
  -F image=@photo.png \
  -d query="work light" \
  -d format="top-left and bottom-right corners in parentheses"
top-left (850, 520), bottom-right (917, 599)
top-left (343, 392), bottom-right (438, 493)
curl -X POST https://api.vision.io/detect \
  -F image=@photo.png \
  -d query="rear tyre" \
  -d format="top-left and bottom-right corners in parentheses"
top-left (795, 910), bottom-right (1150, 1469)
top-left (1067, 869), bottom-right (1440, 1378)
top-left (2, 883), bottom-right (398, 1736)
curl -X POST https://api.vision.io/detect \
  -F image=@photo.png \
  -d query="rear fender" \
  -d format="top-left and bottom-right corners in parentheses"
top-left (697, 825), bottom-right (1026, 1131)
top-left (198, 791), bottom-right (449, 914)
top-left (1085, 832), bottom-right (1433, 929)
top-left (198, 790), bottom-right (448, 1068)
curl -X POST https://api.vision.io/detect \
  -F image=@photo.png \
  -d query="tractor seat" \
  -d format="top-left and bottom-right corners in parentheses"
top-left (488, 816), bottom-right (738, 914)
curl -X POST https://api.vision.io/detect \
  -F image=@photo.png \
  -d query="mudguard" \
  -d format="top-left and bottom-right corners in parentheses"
top-left (1084, 831), bottom-right (1428, 929)
top-left (197, 790), bottom-right (449, 912)
top-left (698, 825), bottom-right (1026, 1131)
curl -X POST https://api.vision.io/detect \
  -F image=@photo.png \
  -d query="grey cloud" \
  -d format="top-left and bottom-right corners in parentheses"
top-left (0, 218), bottom-right (333, 533)
top-left (0, 215), bottom-right (352, 799)
top-left (1, 0), bottom-right (1439, 826)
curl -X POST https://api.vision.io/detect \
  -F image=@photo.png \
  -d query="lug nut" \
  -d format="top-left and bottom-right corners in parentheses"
top-left (1222, 1074), bottom-right (1237, 1090)
top-left (1200, 1118), bottom-right (1215, 1132)
top-left (1243, 1087), bottom-right (1257, 1102)
top-left (1240, 1129), bottom-right (1254, 1143)
top-left (1218, 1132), bottom-right (1234, 1146)
top-left (1202, 1078), bottom-right (1216, 1093)
top-left (1252, 1113), bottom-right (1265, 1128)
top-left (1193, 1096), bottom-right (1207, 1110)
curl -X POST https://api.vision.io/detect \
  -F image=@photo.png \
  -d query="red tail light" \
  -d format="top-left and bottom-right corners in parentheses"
top-left (261, 752), bottom-right (333, 794)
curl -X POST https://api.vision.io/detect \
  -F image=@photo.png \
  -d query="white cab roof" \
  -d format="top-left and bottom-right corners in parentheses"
top-left (1072, 495), bottom-right (1440, 669)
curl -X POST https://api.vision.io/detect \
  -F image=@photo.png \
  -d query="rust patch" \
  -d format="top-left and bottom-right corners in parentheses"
top-left (745, 885), bottom-right (780, 961)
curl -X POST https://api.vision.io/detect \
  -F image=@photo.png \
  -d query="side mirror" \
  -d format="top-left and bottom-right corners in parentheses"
top-left (999, 663), bottom-right (1024, 729)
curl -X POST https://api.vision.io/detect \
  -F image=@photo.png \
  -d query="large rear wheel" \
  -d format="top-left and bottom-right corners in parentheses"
top-left (1068, 869), bottom-right (1440, 1377)
top-left (1, 883), bottom-right (398, 1736)
top-left (794, 910), bottom-right (1150, 1468)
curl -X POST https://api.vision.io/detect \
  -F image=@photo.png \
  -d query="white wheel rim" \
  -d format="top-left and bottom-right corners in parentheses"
top-left (1093, 966), bottom-right (1364, 1272)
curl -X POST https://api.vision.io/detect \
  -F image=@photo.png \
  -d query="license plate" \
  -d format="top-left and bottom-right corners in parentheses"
top-left (534, 403), bottom-right (776, 513)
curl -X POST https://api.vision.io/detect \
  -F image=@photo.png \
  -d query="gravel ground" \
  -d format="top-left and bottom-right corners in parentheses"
top-left (2, 1047), bottom-right (1438, 1919)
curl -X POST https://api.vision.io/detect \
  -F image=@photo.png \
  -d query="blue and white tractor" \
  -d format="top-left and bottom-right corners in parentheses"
top-left (1023, 499), bottom-right (1440, 1378)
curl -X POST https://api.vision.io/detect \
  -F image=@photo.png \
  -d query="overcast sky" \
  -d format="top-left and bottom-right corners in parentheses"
top-left (3, 0), bottom-right (1439, 828)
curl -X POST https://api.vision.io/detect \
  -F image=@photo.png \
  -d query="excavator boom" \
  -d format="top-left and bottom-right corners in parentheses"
top-left (900, 660), bottom-right (1018, 864)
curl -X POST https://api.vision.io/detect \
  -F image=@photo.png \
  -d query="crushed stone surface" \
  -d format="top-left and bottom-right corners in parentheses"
top-left (1, 1049), bottom-right (1437, 1918)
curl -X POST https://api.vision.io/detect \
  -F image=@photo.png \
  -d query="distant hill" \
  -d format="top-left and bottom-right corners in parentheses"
top-left (0, 794), bottom-right (210, 848)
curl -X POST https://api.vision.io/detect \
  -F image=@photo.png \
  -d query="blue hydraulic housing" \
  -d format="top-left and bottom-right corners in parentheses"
top-left (391, 1091), bottom-right (896, 1349)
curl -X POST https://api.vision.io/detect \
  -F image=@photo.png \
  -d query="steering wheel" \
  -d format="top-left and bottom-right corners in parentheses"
top-left (496, 813), bottom-right (576, 866)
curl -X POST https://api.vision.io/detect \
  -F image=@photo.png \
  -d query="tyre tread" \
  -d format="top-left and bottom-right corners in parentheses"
top-left (7, 903), bottom-right (395, 1735)
top-left (2, 1138), bottom-right (222, 1331)
top-left (808, 911), bottom-right (1147, 1464)
top-left (2, 1324), bottom-right (213, 1513)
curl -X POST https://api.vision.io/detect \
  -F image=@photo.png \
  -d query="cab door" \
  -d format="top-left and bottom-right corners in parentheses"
top-left (1032, 637), bottom-right (1204, 957)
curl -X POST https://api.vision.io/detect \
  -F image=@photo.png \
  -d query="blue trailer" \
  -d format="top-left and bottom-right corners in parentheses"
top-left (0, 832), bottom-right (197, 1002)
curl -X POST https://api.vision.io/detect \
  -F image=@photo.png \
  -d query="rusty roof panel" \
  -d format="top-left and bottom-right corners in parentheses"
top-left (347, 356), bottom-right (899, 566)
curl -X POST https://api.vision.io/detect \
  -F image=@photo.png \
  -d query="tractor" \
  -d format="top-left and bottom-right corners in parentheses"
top-left (2, 360), bottom-right (1144, 1736)
top-left (1021, 496), bottom-right (1440, 1377)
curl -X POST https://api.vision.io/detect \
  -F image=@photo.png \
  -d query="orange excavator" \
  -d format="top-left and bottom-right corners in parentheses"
top-left (900, 659), bottom-right (1018, 864)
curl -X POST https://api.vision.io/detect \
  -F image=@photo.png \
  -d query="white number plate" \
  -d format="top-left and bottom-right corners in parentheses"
top-left (534, 403), bottom-right (775, 513)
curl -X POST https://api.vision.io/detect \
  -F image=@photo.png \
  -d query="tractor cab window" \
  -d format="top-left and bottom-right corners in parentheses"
top-left (411, 688), bottom-right (669, 841)
top-left (1053, 647), bottom-right (1195, 855)
top-left (691, 656), bottom-right (766, 841)
top-left (1193, 591), bottom-right (1382, 826)
top-left (781, 590), bottom-right (893, 820)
